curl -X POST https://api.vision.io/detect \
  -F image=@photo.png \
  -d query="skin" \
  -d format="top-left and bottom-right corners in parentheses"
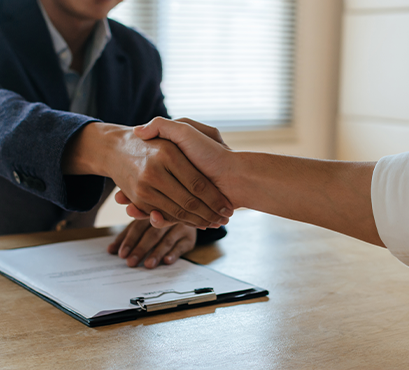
top-left (118, 117), bottom-right (385, 248)
top-left (62, 123), bottom-right (232, 228)
top-left (42, 0), bottom-right (234, 267)
top-left (107, 220), bottom-right (197, 269)
top-left (40, 0), bottom-right (123, 73)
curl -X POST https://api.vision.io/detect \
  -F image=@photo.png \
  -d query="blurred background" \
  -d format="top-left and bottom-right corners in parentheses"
top-left (97, 0), bottom-right (408, 226)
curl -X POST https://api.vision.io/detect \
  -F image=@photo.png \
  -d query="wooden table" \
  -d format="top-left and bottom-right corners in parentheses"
top-left (1, 209), bottom-right (409, 369)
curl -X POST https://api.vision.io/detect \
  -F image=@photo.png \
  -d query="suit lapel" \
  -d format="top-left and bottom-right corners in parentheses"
top-left (1, 0), bottom-right (70, 110)
top-left (95, 35), bottom-right (132, 125)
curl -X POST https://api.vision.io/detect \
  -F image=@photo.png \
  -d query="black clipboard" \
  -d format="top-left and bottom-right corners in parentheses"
top-left (0, 259), bottom-right (268, 327)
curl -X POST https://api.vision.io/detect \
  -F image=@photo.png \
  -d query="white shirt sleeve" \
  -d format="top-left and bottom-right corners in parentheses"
top-left (371, 152), bottom-right (409, 265)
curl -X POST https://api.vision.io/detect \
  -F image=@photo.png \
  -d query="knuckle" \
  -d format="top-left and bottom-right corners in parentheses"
top-left (184, 197), bottom-right (201, 212)
top-left (173, 245), bottom-right (190, 257)
top-left (210, 126), bottom-right (220, 136)
top-left (210, 196), bottom-right (225, 211)
top-left (162, 236), bottom-right (176, 248)
top-left (198, 219), bottom-right (212, 228)
top-left (195, 206), bottom-right (218, 223)
top-left (146, 227), bottom-right (162, 240)
top-left (183, 243), bottom-right (195, 254)
top-left (154, 143), bottom-right (174, 162)
top-left (134, 241), bottom-right (151, 255)
top-left (148, 117), bottom-right (163, 130)
top-left (122, 235), bottom-right (134, 246)
top-left (152, 116), bottom-right (165, 125)
top-left (175, 207), bottom-right (188, 221)
top-left (191, 177), bottom-right (207, 194)
top-left (139, 166), bottom-right (158, 184)
top-left (151, 117), bottom-right (160, 125)
top-left (209, 212), bottom-right (222, 223)
top-left (137, 244), bottom-right (151, 255)
top-left (134, 186), bottom-right (150, 202)
top-left (161, 213), bottom-right (178, 224)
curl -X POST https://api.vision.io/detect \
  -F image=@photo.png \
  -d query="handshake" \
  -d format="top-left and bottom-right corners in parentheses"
top-left (114, 117), bottom-right (241, 229)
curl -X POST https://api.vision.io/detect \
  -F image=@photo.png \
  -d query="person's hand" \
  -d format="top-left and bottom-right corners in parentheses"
top-left (116, 117), bottom-right (240, 228)
top-left (62, 122), bottom-right (234, 229)
top-left (107, 219), bottom-right (197, 268)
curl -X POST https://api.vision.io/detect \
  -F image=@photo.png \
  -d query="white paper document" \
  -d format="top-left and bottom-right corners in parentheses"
top-left (0, 236), bottom-right (253, 319)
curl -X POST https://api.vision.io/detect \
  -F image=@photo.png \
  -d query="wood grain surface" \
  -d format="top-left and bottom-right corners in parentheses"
top-left (1, 210), bottom-right (409, 370)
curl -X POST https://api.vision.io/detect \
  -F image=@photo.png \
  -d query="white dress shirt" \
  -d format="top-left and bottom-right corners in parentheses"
top-left (372, 152), bottom-right (409, 265)
top-left (37, 0), bottom-right (111, 116)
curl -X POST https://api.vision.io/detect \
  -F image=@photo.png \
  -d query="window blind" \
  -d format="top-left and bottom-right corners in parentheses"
top-left (109, 0), bottom-right (296, 131)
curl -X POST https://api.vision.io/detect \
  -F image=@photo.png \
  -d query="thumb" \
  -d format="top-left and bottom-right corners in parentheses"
top-left (174, 117), bottom-right (228, 148)
top-left (133, 117), bottom-right (173, 141)
top-left (134, 117), bottom-right (205, 151)
top-left (133, 117), bottom-right (228, 179)
top-left (114, 190), bottom-right (131, 205)
top-left (134, 117), bottom-right (229, 149)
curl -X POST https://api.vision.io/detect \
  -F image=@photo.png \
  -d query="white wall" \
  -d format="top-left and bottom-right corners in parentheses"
top-left (223, 0), bottom-right (343, 159)
top-left (337, 0), bottom-right (409, 160)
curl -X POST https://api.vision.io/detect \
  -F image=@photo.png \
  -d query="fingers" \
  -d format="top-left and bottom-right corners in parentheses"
top-left (107, 220), bottom-right (152, 258)
top-left (108, 221), bottom-right (197, 269)
top-left (126, 203), bottom-right (150, 220)
top-left (114, 190), bottom-right (150, 220)
top-left (174, 117), bottom-right (228, 147)
top-left (107, 223), bottom-right (131, 254)
top-left (150, 210), bottom-right (175, 228)
top-left (163, 153), bottom-right (232, 221)
top-left (141, 224), bottom-right (197, 268)
top-left (115, 191), bottom-right (163, 222)
top-left (133, 180), bottom-right (228, 228)
top-left (115, 190), bottom-right (131, 205)
top-left (117, 185), bottom-right (225, 228)
top-left (148, 210), bottom-right (208, 229)
top-left (153, 165), bottom-right (231, 225)
top-left (125, 224), bottom-right (169, 267)
top-left (162, 238), bottom-right (196, 265)
top-left (120, 139), bottom-right (232, 227)
top-left (125, 203), bottom-right (208, 231)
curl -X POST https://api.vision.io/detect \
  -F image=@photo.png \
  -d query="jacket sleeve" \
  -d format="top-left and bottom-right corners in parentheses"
top-left (0, 88), bottom-right (105, 212)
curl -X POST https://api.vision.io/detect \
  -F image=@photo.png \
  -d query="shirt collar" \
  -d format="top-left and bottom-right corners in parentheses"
top-left (84, 18), bottom-right (112, 77)
top-left (37, 0), bottom-right (111, 74)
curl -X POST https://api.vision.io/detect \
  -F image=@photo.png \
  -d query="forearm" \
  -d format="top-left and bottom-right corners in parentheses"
top-left (229, 152), bottom-right (384, 247)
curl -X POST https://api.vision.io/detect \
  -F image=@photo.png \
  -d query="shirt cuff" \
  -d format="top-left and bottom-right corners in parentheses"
top-left (371, 152), bottom-right (409, 265)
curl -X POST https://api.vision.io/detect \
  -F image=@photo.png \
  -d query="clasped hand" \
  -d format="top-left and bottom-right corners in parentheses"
top-left (108, 220), bottom-right (196, 269)
top-left (114, 117), bottom-right (238, 229)
top-left (108, 126), bottom-right (232, 228)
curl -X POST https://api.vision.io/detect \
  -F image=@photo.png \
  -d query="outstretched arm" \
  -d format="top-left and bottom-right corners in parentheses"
top-left (125, 117), bottom-right (384, 248)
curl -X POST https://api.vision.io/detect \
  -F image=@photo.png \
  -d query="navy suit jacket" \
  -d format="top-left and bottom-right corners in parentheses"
top-left (0, 0), bottom-right (226, 244)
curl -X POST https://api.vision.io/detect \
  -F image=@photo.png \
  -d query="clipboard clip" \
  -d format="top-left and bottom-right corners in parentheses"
top-left (130, 287), bottom-right (216, 312)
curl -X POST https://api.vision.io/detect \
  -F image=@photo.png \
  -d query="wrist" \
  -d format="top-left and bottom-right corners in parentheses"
top-left (226, 151), bottom-right (279, 211)
top-left (61, 122), bottom-right (126, 177)
top-left (220, 151), bottom-right (253, 208)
